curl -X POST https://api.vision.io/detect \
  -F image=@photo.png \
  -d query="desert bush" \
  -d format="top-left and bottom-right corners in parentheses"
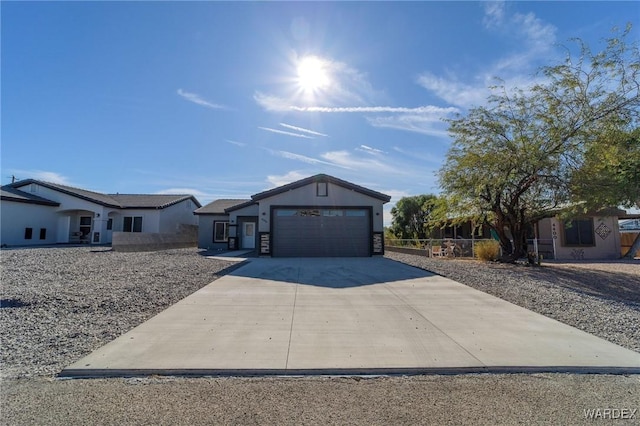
top-left (474, 240), bottom-right (500, 261)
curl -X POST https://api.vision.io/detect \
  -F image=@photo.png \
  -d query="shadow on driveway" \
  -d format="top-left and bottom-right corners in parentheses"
top-left (226, 257), bottom-right (435, 288)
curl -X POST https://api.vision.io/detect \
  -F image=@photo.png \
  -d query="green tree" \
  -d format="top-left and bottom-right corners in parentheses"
top-left (571, 127), bottom-right (640, 209)
top-left (439, 27), bottom-right (640, 261)
top-left (572, 127), bottom-right (640, 258)
top-left (390, 194), bottom-right (439, 240)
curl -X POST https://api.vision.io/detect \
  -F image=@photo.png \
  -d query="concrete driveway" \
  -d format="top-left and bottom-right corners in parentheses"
top-left (62, 257), bottom-right (640, 377)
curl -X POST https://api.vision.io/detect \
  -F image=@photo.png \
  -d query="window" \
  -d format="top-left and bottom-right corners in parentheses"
top-left (213, 221), bottom-right (229, 242)
top-left (39, 228), bottom-right (47, 240)
top-left (563, 219), bottom-right (595, 246)
top-left (123, 216), bottom-right (143, 232)
top-left (317, 181), bottom-right (328, 197)
top-left (24, 228), bottom-right (33, 239)
top-left (106, 219), bottom-right (113, 230)
top-left (79, 216), bottom-right (92, 240)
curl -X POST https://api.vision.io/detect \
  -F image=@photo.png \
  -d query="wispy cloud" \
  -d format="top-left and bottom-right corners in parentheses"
top-left (155, 188), bottom-right (208, 196)
top-left (266, 149), bottom-right (350, 169)
top-left (483, 1), bottom-right (505, 29)
top-left (226, 139), bottom-right (246, 147)
top-left (366, 113), bottom-right (451, 137)
top-left (253, 92), bottom-right (291, 111)
top-left (7, 169), bottom-right (73, 186)
top-left (393, 146), bottom-right (443, 164)
top-left (279, 123), bottom-right (328, 137)
top-left (255, 95), bottom-right (457, 115)
top-left (177, 89), bottom-right (228, 110)
top-left (418, 5), bottom-right (558, 109)
top-left (266, 170), bottom-right (308, 187)
top-left (358, 145), bottom-right (385, 155)
top-left (291, 105), bottom-right (460, 113)
top-left (259, 127), bottom-right (314, 139)
top-left (416, 73), bottom-right (491, 109)
top-left (320, 150), bottom-right (405, 175)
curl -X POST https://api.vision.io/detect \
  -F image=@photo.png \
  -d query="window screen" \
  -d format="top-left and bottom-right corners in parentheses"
top-left (563, 219), bottom-right (594, 246)
top-left (214, 221), bottom-right (229, 242)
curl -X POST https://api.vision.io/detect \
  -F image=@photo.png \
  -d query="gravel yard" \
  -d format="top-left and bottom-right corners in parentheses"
top-left (0, 247), bottom-right (239, 379)
top-left (2, 246), bottom-right (639, 425)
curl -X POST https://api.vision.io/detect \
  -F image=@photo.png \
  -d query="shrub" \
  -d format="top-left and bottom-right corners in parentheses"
top-left (475, 240), bottom-right (501, 261)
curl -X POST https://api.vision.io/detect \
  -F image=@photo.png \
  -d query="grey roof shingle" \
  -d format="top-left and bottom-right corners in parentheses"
top-left (0, 186), bottom-right (61, 206)
top-left (109, 194), bottom-right (201, 209)
top-left (194, 199), bottom-right (250, 215)
top-left (7, 179), bottom-right (201, 209)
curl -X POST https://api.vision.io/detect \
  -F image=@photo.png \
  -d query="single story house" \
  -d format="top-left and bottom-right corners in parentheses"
top-left (195, 174), bottom-right (391, 257)
top-left (420, 207), bottom-right (627, 260)
top-left (535, 208), bottom-right (626, 260)
top-left (1, 179), bottom-right (201, 247)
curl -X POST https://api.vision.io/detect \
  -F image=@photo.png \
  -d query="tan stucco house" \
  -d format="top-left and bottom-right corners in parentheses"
top-left (536, 209), bottom-right (626, 260)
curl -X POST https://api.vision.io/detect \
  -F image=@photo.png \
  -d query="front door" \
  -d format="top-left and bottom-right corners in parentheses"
top-left (242, 222), bottom-right (256, 249)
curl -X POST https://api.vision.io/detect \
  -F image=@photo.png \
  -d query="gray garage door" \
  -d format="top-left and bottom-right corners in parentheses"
top-left (273, 208), bottom-right (370, 257)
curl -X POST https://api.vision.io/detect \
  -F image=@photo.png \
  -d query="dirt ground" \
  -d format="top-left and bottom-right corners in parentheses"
top-left (3, 374), bottom-right (640, 425)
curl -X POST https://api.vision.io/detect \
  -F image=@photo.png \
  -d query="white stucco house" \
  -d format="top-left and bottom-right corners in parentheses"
top-left (1, 179), bottom-right (201, 247)
top-left (195, 174), bottom-right (391, 257)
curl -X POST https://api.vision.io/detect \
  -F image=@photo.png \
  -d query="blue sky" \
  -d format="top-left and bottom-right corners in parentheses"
top-left (2, 1), bottom-right (638, 223)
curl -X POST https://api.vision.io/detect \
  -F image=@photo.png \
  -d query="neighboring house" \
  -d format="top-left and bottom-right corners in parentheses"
top-left (535, 208), bottom-right (626, 260)
top-left (194, 174), bottom-right (391, 257)
top-left (1, 179), bottom-right (201, 247)
top-left (421, 208), bottom-right (628, 260)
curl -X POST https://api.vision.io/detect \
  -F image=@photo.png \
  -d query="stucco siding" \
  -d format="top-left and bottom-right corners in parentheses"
top-left (157, 200), bottom-right (198, 233)
top-left (0, 201), bottom-right (59, 246)
top-left (257, 182), bottom-right (385, 233)
top-left (197, 214), bottom-right (230, 249)
top-left (539, 216), bottom-right (622, 260)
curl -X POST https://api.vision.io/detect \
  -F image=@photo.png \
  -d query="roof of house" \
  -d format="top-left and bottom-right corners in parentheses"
top-left (7, 179), bottom-right (201, 209)
top-left (194, 199), bottom-right (251, 215)
top-left (0, 186), bottom-right (61, 206)
top-left (109, 194), bottom-right (202, 209)
top-left (250, 174), bottom-right (392, 203)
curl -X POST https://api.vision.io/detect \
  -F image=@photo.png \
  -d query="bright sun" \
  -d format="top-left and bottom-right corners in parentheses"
top-left (296, 56), bottom-right (330, 93)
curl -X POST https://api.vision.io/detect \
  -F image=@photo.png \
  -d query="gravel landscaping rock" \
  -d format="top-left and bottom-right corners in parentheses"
top-left (0, 247), bottom-right (238, 380)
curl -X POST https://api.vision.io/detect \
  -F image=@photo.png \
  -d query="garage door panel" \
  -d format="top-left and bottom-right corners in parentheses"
top-left (273, 210), bottom-right (370, 257)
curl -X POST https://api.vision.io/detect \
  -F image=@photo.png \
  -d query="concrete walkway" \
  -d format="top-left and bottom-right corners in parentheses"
top-left (62, 258), bottom-right (640, 377)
